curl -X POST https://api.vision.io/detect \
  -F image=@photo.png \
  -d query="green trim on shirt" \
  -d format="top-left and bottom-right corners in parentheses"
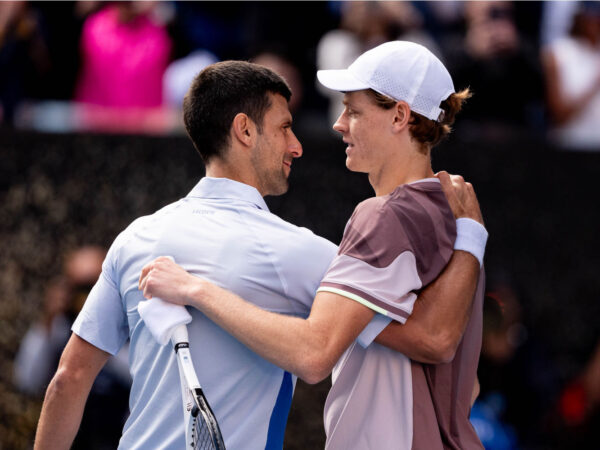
top-left (316, 286), bottom-right (390, 316)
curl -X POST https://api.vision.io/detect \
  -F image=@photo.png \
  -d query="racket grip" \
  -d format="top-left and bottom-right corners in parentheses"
top-left (171, 324), bottom-right (189, 345)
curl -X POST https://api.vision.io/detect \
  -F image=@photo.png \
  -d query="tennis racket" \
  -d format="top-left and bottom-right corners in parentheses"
top-left (171, 324), bottom-right (226, 450)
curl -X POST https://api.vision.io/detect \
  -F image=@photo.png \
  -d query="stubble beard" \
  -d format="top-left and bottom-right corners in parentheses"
top-left (251, 141), bottom-right (289, 196)
top-left (263, 169), bottom-right (289, 196)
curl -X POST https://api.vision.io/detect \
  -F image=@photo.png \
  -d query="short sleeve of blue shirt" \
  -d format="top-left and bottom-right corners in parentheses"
top-left (72, 248), bottom-right (129, 355)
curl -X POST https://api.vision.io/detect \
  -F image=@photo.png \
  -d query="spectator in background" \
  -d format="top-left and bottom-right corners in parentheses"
top-left (72, 1), bottom-right (175, 134)
top-left (551, 337), bottom-right (600, 448)
top-left (168, 2), bottom-right (247, 61)
top-left (0, 1), bottom-right (49, 125)
top-left (74, 1), bottom-right (171, 109)
top-left (31, 2), bottom-right (101, 102)
top-left (542, 1), bottom-right (600, 151)
top-left (14, 276), bottom-right (73, 394)
top-left (14, 245), bottom-right (130, 450)
top-left (540, 1), bottom-right (581, 47)
top-left (444, 1), bottom-right (543, 133)
top-left (14, 246), bottom-right (109, 394)
top-left (163, 48), bottom-right (218, 109)
top-left (252, 51), bottom-right (304, 113)
top-left (316, 1), bottom-right (440, 125)
top-left (473, 280), bottom-right (559, 448)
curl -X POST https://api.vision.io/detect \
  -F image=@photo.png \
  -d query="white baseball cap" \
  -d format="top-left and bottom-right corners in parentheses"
top-left (317, 41), bottom-right (455, 122)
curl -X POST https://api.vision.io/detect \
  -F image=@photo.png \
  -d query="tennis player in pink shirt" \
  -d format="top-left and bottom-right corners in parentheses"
top-left (141, 41), bottom-right (487, 449)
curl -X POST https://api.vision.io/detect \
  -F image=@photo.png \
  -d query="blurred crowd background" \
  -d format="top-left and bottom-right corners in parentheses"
top-left (1, 0), bottom-right (599, 148)
top-left (1, 1), bottom-right (600, 449)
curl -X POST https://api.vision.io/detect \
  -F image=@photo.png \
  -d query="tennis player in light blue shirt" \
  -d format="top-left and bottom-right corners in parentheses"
top-left (35, 60), bottom-right (338, 450)
top-left (72, 176), bottom-right (337, 449)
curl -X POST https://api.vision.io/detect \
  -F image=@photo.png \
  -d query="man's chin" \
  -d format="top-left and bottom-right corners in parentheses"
top-left (345, 158), bottom-right (362, 173)
top-left (264, 181), bottom-right (289, 197)
top-left (277, 182), bottom-right (290, 196)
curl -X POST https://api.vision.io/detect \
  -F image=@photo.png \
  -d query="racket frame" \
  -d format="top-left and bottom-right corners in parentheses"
top-left (172, 324), bottom-right (225, 449)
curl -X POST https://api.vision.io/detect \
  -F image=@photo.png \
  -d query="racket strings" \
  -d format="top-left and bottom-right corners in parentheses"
top-left (191, 399), bottom-right (225, 450)
top-left (192, 413), bottom-right (216, 450)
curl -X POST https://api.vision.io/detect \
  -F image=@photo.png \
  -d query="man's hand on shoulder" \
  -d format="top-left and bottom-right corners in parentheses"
top-left (436, 171), bottom-right (484, 225)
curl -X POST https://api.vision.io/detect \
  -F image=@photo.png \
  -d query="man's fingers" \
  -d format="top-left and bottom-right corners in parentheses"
top-left (139, 269), bottom-right (157, 300)
top-left (155, 255), bottom-right (174, 264)
top-left (138, 257), bottom-right (173, 290)
top-left (438, 172), bottom-right (470, 219)
top-left (438, 172), bottom-right (466, 193)
top-left (463, 183), bottom-right (484, 225)
top-left (138, 260), bottom-right (161, 295)
top-left (437, 172), bottom-right (484, 222)
top-left (449, 174), bottom-right (464, 185)
top-left (138, 268), bottom-right (151, 297)
top-left (437, 171), bottom-right (456, 198)
top-left (138, 262), bottom-right (152, 289)
top-left (436, 171), bottom-right (451, 189)
top-left (462, 181), bottom-right (477, 203)
top-left (140, 281), bottom-right (151, 299)
top-left (138, 256), bottom-right (183, 301)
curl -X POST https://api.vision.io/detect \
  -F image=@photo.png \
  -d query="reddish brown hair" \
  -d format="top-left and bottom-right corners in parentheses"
top-left (367, 88), bottom-right (472, 154)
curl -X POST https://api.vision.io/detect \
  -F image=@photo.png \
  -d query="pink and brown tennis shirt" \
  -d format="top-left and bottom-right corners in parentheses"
top-left (317, 178), bottom-right (485, 450)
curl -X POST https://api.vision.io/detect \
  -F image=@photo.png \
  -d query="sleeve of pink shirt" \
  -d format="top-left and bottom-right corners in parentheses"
top-left (317, 197), bottom-right (423, 324)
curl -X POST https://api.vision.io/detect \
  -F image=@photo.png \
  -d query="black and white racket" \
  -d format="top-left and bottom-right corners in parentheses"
top-left (171, 324), bottom-right (225, 450)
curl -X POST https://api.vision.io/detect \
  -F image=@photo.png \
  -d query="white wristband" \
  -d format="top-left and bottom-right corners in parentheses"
top-left (454, 218), bottom-right (488, 267)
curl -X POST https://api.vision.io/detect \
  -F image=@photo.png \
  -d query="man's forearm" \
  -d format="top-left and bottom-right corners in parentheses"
top-left (180, 279), bottom-right (373, 383)
top-left (191, 281), bottom-right (324, 380)
top-left (35, 370), bottom-right (90, 449)
top-left (34, 334), bottom-right (109, 450)
top-left (140, 257), bottom-right (374, 383)
top-left (375, 250), bottom-right (480, 363)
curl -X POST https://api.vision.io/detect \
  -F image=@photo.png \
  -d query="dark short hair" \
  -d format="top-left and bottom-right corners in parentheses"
top-left (183, 61), bottom-right (292, 163)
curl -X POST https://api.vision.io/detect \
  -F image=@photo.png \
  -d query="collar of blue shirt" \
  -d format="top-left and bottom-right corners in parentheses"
top-left (188, 177), bottom-right (270, 211)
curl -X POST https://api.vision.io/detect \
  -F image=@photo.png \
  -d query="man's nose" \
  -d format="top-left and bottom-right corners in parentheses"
top-left (289, 132), bottom-right (303, 157)
top-left (333, 112), bottom-right (346, 133)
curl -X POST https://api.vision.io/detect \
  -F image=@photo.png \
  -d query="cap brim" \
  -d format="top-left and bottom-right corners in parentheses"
top-left (317, 69), bottom-right (370, 92)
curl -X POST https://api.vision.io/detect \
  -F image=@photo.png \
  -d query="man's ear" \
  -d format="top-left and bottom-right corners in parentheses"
top-left (232, 113), bottom-right (256, 148)
top-left (392, 101), bottom-right (411, 132)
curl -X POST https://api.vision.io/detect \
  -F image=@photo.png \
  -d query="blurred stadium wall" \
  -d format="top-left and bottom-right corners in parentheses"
top-left (1, 125), bottom-right (599, 449)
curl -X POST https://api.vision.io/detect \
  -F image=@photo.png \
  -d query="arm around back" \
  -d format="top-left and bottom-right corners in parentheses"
top-left (139, 257), bottom-right (375, 384)
top-left (374, 172), bottom-right (486, 363)
top-left (375, 250), bottom-right (480, 363)
top-left (185, 279), bottom-right (375, 384)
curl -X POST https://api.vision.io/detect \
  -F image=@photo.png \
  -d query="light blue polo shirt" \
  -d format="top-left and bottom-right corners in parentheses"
top-left (72, 177), bottom-right (338, 450)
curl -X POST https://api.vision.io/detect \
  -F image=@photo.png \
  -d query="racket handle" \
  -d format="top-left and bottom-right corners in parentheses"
top-left (171, 324), bottom-right (189, 345)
